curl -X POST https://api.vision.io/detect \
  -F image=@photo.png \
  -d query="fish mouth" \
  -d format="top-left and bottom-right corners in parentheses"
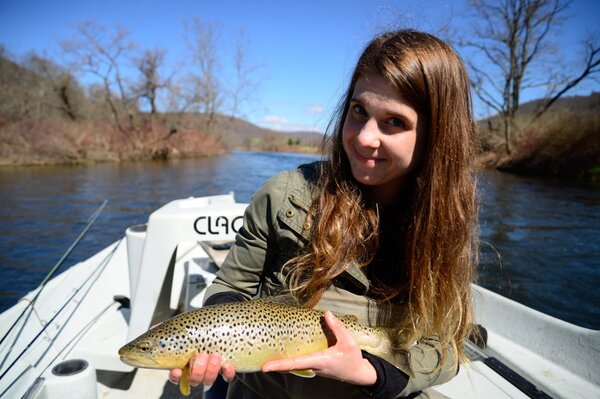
top-left (119, 355), bottom-right (160, 368)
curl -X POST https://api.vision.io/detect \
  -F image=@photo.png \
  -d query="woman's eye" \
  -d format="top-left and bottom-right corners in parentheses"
top-left (352, 104), bottom-right (367, 116)
top-left (388, 117), bottom-right (406, 129)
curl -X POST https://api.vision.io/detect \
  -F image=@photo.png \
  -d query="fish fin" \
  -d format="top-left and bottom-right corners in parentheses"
top-left (289, 369), bottom-right (316, 378)
top-left (179, 364), bottom-right (191, 396)
top-left (261, 294), bottom-right (299, 306)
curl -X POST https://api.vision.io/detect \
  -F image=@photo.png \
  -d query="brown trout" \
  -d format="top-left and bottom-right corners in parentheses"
top-left (118, 299), bottom-right (394, 396)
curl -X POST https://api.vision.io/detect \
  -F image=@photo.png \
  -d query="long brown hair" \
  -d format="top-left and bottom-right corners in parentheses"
top-left (288, 30), bottom-right (479, 363)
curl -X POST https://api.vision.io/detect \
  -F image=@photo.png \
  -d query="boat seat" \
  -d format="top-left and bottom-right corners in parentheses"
top-left (125, 195), bottom-right (247, 344)
top-left (198, 241), bottom-right (233, 268)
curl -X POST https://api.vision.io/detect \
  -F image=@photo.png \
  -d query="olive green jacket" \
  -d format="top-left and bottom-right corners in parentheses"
top-left (204, 163), bottom-right (456, 398)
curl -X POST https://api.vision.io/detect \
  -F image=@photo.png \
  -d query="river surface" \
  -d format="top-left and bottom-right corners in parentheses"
top-left (0, 151), bottom-right (598, 329)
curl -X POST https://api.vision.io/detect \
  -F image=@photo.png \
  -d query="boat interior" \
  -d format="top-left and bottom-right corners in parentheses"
top-left (1, 194), bottom-right (598, 399)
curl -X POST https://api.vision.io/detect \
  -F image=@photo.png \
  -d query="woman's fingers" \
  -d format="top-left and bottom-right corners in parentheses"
top-left (262, 351), bottom-right (323, 373)
top-left (262, 312), bottom-right (348, 373)
top-left (221, 362), bottom-right (236, 382)
top-left (262, 311), bottom-right (377, 386)
top-left (168, 368), bottom-right (182, 384)
top-left (188, 353), bottom-right (222, 387)
top-left (203, 352), bottom-right (223, 386)
top-left (169, 352), bottom-right (236, 387)
top-left (323, 311), bottom-right (355, 349)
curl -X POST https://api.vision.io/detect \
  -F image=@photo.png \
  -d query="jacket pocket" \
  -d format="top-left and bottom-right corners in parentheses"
top-left (277, 193), bottom-right (313, 242)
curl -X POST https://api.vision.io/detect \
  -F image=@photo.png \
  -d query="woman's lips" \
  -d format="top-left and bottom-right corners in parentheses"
top-left (354, 148), bottom-right (380, 165)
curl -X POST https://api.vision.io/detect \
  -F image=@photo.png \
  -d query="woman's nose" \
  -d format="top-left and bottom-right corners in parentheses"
top-left (356, 118), bottom-right (380, 148)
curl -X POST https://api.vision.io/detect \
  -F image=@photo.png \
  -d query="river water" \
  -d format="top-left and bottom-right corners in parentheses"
top-left (0, 151), bottom-right (598, 329)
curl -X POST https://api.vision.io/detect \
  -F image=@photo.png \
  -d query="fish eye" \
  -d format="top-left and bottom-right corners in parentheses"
top-left (137, 341), bottom-right (152, 352)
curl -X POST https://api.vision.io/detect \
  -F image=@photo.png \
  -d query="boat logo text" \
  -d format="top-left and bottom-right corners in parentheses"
top-left (193, 215), bottom-right (243, 236)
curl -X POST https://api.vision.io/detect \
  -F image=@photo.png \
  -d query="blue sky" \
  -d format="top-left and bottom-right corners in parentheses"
top-left (1, 0), bottom-right (598, 132)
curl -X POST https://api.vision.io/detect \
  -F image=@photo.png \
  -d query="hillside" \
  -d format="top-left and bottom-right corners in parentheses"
top-left (0, 52), bottom-right (324, 166)
top-left (0, 110), bottom-right (324, 166)
top-left (478, 92), bottom-right (600, 180)
top-left (209, 114), bottom-right (324, 151)
top-left (515, 92), bottom-right (600, 115)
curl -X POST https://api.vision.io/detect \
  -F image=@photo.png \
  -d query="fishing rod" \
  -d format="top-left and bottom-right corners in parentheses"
top-left (0, 200), bottom-right (108, 348)
top-left (0, 237), bottom-right (121, 389)
top-left (0, 300), bottom-right (117, 398)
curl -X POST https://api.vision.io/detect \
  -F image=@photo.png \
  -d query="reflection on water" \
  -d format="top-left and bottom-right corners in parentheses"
top-left (477, 171), bottom-right (600, 329)
top-left (0, 152), bottom-right (598, 329)
top-left (0, 152), bottom-right (319, 310)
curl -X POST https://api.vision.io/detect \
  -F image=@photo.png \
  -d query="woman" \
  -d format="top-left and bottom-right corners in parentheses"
top-left (170, 29), bottom-right (479, 398)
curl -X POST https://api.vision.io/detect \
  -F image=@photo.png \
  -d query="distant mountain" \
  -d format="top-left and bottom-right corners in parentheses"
top-left (479, 92), bottom-right (600, 124)
top-left (515, 92), bottom-right (600, 115)
top-left (478, 92), bottom-right (599, 144)
top-left (210, 114), bottom-right (324, 150)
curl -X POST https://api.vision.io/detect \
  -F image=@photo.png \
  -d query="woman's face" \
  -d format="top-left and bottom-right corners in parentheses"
top-left (342, 74), bottom-right (422, 204)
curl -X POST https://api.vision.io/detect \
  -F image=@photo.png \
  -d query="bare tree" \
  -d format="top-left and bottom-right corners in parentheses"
top-left (61, 21), bottom-right (137, 133)
top-left (180, 18), bottom-right (223, 135)
top-left (228, 29), bottom-right (259, 121)
top-left (0, 51), bottom-right (43, 120)
top-left (534, 37), bottom-right (600, 117)
top-left (133, 48), bottom-right (169, 116)
top-left (0, 50), bottom-right (86, 122)
top-left (24, 53), bottom-right (86, 121)
top-left (458, 0), bottom-right (599, 154)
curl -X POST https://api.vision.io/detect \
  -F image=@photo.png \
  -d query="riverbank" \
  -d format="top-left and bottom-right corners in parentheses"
top-left (2, 102), bottom-right (597, 183)
top-left (0, 113), bottom-right (323, 167)
top-left (477, 93), bottom-right (600, 182)
top-left (0, 116), bottom-right (229, 166)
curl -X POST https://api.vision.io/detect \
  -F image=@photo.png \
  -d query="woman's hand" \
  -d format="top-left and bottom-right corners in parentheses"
top-left (169, 352), bottom-right (236, 387)
top-left (261, 311), bottom-right (378, 386)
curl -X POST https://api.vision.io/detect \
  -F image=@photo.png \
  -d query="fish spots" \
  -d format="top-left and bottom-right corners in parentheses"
top-left (120, 299), bottom-right (390, 372)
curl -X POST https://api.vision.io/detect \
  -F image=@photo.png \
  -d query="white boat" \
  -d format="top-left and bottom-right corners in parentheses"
top-left (0, 193), bottom-right (598, 399)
